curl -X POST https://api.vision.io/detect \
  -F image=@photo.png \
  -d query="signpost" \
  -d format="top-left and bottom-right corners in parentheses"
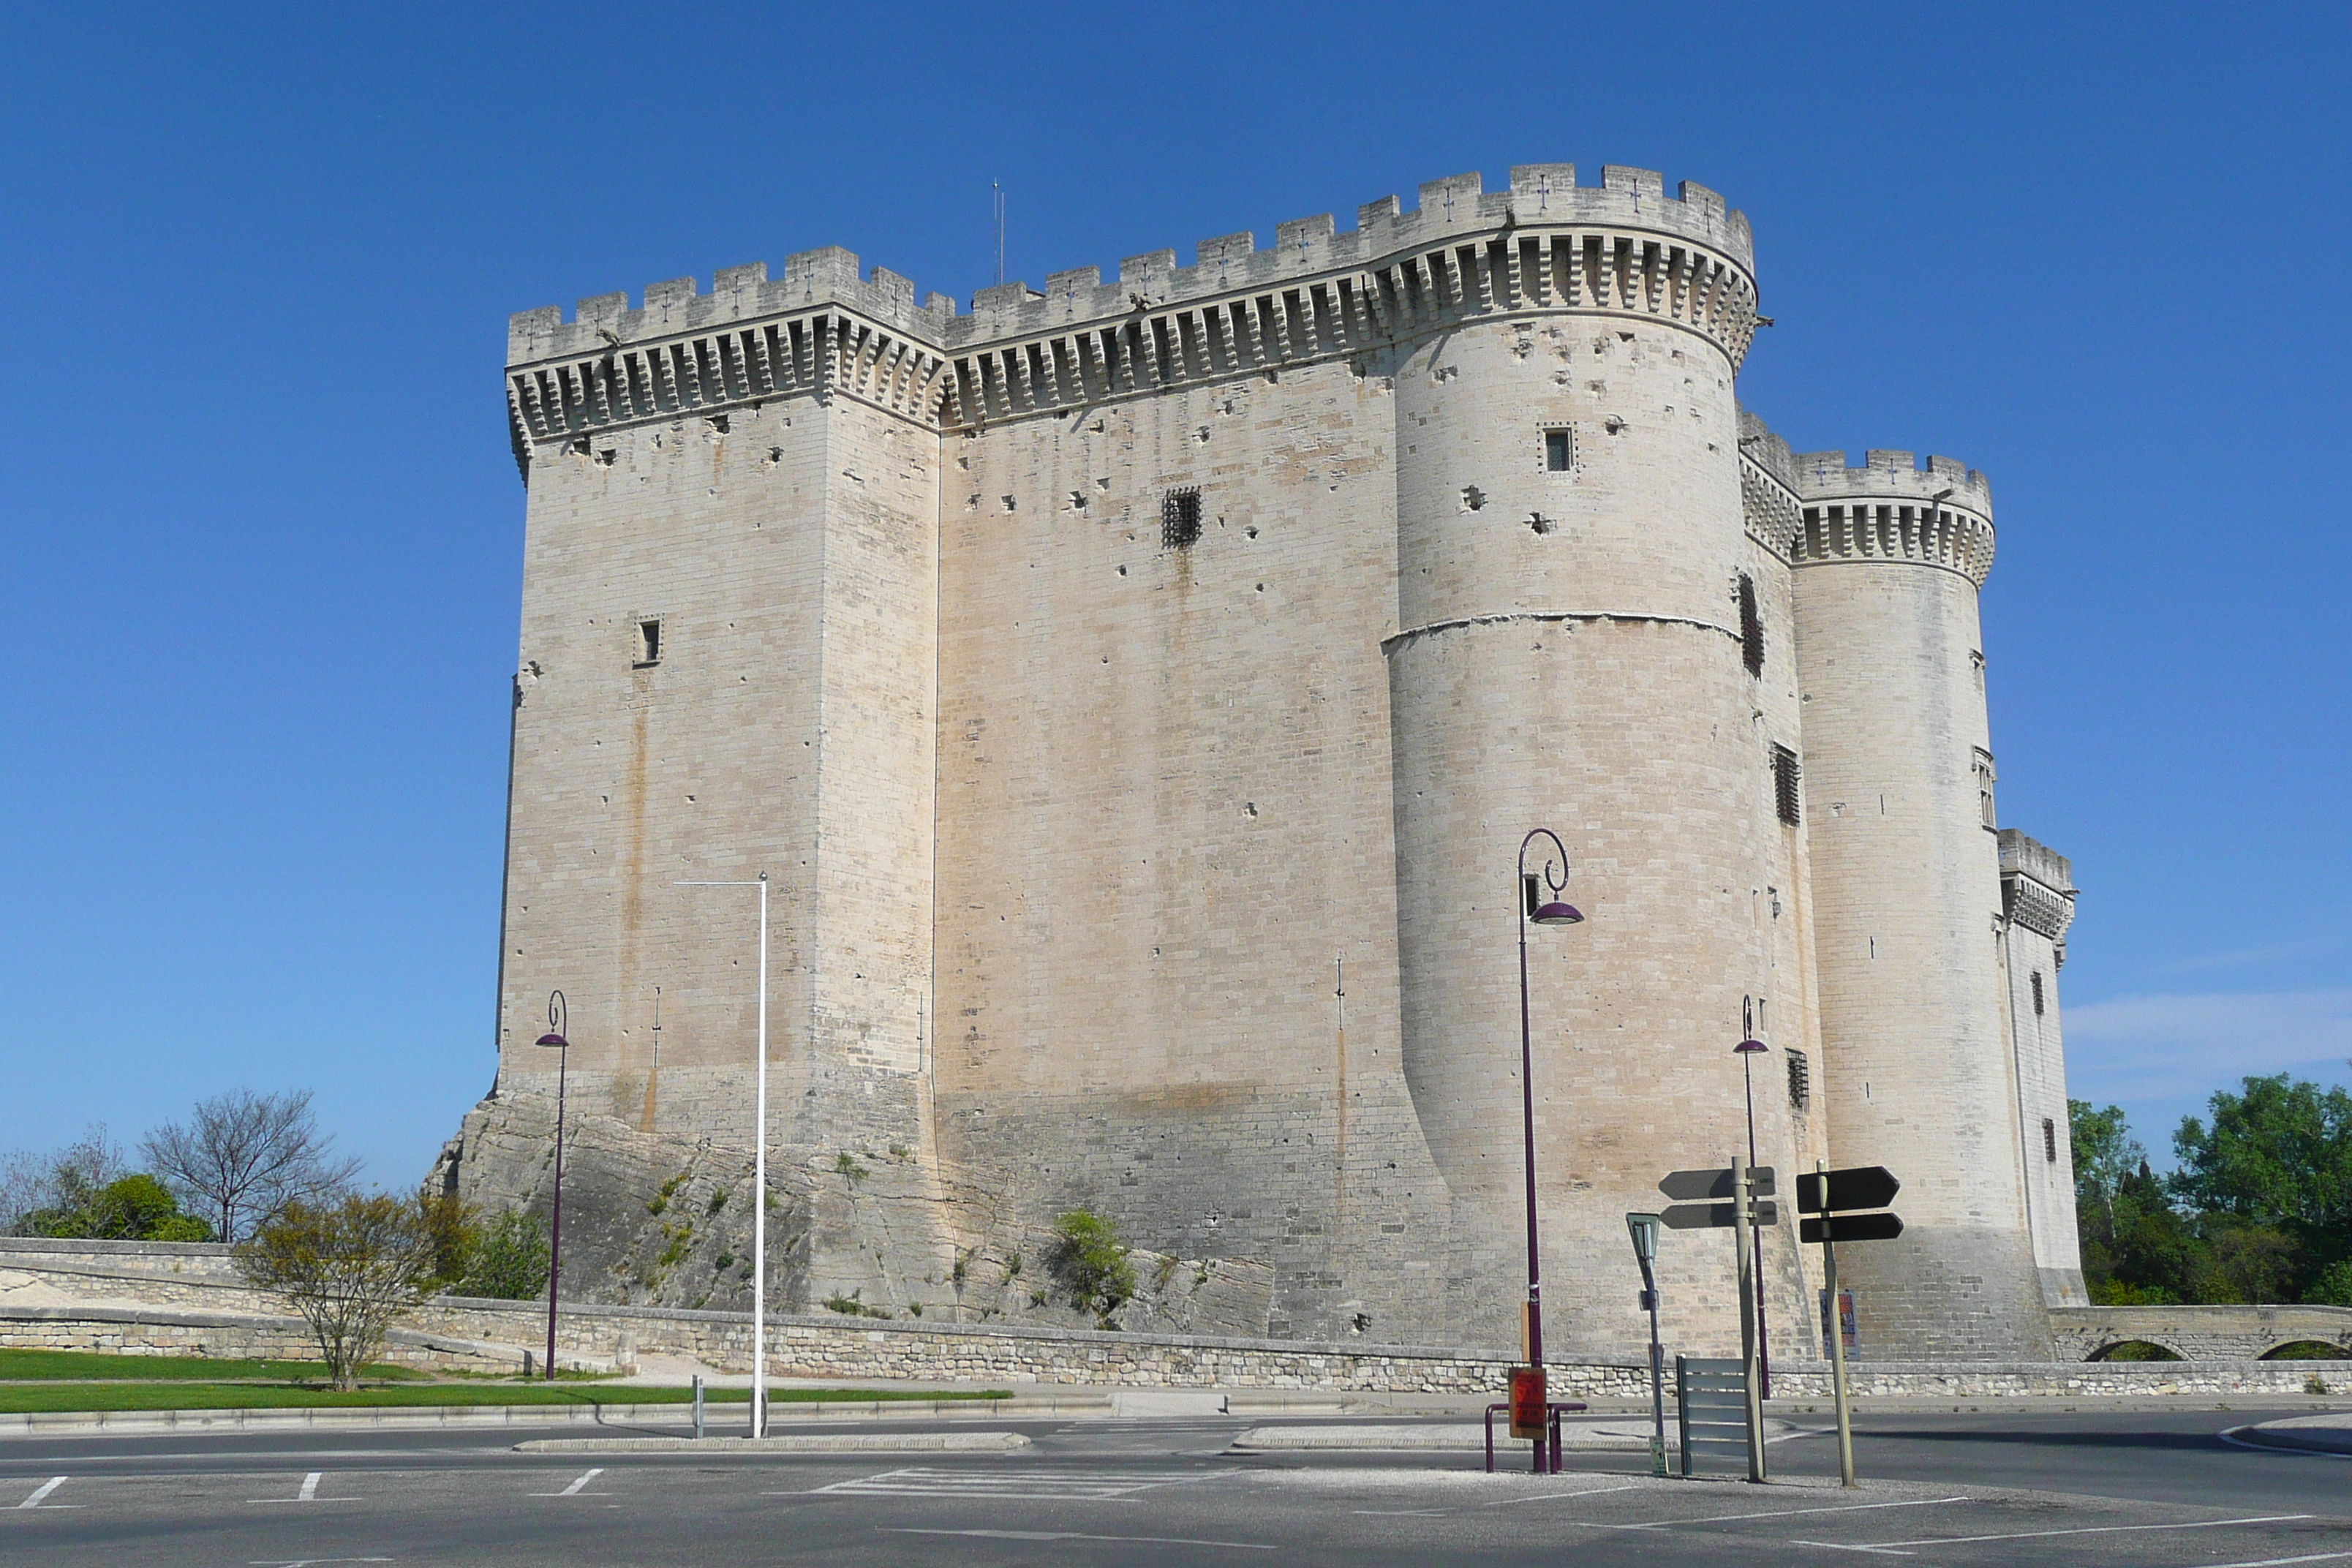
top-left (1796, 1161), bottom-right (1904, 1488)
top-left (1625, 1213), bottom-right (1666, 1477)
top-left (1657, 1159), bottom-right (1779, 1482)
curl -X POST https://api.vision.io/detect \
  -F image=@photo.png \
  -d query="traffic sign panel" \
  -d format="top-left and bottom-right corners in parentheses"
top-left (1800, 1212), bottom-right (1904, 1244)
top-left (1662, 1199), bottom-right (1779, 1230)
top-left (1795, 1166), bottom-right (1900, 1214)
top-left (1659, 1166), bottom-right (1776, 1202)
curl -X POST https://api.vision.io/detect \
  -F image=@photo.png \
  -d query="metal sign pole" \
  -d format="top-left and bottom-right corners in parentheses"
top-left (1733, 1152), bottom-right (1764, 1482)
top-left (1820, 1160), bottom-right (1856, 1487)
top-left (1646, 1273), bottom-right (1667, 1477)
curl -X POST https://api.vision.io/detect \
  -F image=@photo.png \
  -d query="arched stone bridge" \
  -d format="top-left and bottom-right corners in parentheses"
top-left (2049, 1304), bottom-right (2352, 1361)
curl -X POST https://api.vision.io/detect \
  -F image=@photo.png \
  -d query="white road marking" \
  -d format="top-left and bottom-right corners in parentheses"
top-left (529, 1467), bottom-right (608, 1498)
top-left (246, 1472), bottom-right (356, 1504)
top-left (2221, 1426), bottom-right (2352, 1460)
top-left (249, 1560), bottom-right (393, 1567)
top-left (1353, 1509), bottom-right (1447, 1516)
top-left (2189, 1554), bottom-right (2352, 1568)
top-left (1592, 1494), bottom-right (1971, 1531)
top-left (1483, 1483), bottom-right (1646, 1507)
top-left (888, 1528), bottom-right (1274, 1551)
top-left (1791, 1512), bottom-right (2319, 1556)
top-left (811, 1466), bottom-right (1211, 1501)
top-left (15, 1476), bottom-right (72, 1509)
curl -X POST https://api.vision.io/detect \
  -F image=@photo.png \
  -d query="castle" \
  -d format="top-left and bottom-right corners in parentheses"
top-left (440, 163), bottom-right (2087, 1362)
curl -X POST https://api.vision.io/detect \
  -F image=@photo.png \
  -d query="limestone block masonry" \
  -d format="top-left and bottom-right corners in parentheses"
top-left (448, 162), bottom-right (2087, 1362)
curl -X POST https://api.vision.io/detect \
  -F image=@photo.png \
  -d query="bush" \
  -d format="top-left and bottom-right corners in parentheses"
top-left (455, 1210), bottom-right (551, 1300)
top-left (1049, 1210), bottom-right (1136, 1322)
top-left (235, 1194), bottom-right (440, 1390)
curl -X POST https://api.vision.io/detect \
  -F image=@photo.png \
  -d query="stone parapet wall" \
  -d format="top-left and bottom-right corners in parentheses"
top-left (0, 1237), bottom-right (271, 1314)
top-left (0, 1305), bottom-right (529, 1373)
top-left (12, 1297), bottom-right (2344, 1401)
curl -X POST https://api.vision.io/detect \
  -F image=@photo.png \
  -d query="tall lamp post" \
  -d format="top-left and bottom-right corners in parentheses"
top-left (534, 991), bottom-right (570, 1382)
top-left (1735, 996), bottom-right (1770, 1398)
top-left (1514, 827), bottom-right (1584, 1466)
top-left (678, 872), bottom-right (769, 1439)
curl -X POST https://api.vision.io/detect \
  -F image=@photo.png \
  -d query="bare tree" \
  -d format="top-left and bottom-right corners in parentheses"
top-left (141, 1091), bottom-right (361, 1243)
top-left (235, 1194), bottom-right (439, 1389)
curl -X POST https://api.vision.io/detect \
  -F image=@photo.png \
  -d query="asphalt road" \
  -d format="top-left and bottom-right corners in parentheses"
top-left (2, 1406), bottom-right (2345, 1567)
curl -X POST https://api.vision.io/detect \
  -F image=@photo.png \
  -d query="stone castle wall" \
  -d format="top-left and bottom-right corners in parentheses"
top-left (469, 162), bottom-right (2086, 1362)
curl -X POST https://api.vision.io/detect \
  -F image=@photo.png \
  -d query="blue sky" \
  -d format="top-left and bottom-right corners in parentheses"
top-left (2, 2), bottom-right (2345, 1187)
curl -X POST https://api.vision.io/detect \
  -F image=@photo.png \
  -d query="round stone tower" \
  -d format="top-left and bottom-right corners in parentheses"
top-left (1788, 451), bottom-right (2051, 1357)
top-left (1384, 167), bottom-right (1812, 1357)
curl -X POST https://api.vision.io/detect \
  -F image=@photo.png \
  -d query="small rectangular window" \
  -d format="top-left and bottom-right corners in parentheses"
top-left (1786, 1048), bottom-right (1811, 1112)
top-left (2043, 1117), bottom-right (2058, 1163)
top-left (1772, 745), bottom-right (1802, 826)
top-left (1975, 749), bottom-right (1997, 829)
top-left (635, 619), bottom-right (662, 667)
top-left (2030, 970), bottom-right (2045, 1017)
top-left (1544, 429), bottom-right (1574, 471)
top-left (1161, 486), bottom-right (1202, 550)
top-left (1738, 573), bottom-right (1764, 676)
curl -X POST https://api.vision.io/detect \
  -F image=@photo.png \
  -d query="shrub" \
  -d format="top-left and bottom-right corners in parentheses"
top-left (455, 1210), bottom-right (550, 1300)
top-left (235, 1194), bottom-right (440, 1390)
top-left (1050, 1210), bottom-right (1136, 1321)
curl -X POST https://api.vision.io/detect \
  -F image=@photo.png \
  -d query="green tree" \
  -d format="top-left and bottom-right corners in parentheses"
top-left (235, 1194), bottom-right (440, 1390)
top-left (2172, 1074), bottom-right (2352, 1297)
top-left (1049, 1209), bottom-right (1136, 1322)
top-left (26, 1173), bottom-right (214, 1242)
top-left (2070, 1100), bottom-right (2144, 1229)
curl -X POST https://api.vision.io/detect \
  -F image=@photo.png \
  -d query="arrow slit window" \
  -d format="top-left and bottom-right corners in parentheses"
top-left (2043, 1116), bottom-right (2057, 1163)
top-left (1785, 1048), bottom-right (1811, 1112)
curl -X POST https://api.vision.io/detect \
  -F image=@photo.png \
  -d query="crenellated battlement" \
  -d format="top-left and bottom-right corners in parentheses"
top-left (1789, 449), bottom-right (1996, 585)
top-left (944, 163), bottom-right (1751, 348)
top-left (504, 163), bottom-right (1761, 454)
top-left (1738, 408), bottom-right (1803, 562)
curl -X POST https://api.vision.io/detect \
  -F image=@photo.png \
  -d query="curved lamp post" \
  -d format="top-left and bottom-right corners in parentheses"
top-left (1735, 995), bottom-right (1769, 1398)
top-left (535, 991), bottom-right (570, 1382)
top-left (1515, 827), bottom-right (1584, 1448)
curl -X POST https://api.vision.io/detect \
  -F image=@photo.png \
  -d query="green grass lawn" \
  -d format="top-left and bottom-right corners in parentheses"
top-left (0, 1349), bottom-right (429, 1382)
top-left (0, 1357), bottom-right (1014, 1415)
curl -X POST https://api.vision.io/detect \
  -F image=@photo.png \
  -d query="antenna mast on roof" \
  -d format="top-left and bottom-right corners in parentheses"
top-left (992, 181), bottom-right (1005, 287)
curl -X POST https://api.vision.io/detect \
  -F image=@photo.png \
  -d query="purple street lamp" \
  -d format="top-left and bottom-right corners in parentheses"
top-left (535, 990), bottom-right (570, 1383)
top-left (1735, 995), bottom-right (1770, 1398)
top-left (1515, 826), bottom-right (1584, 1465)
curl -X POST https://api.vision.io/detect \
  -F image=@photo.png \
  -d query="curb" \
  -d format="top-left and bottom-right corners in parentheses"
top-left (0, 1394), bottom-right (1106, 1438)
top-left (513, 1431), bottom-right (1031, 1454)
top-left (2220, 1422), bottom-right (2352, 1458)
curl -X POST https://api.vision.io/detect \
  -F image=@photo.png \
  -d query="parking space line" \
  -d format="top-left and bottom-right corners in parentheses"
top-left (15, 1476), bottom-right (72, 1509)
top-left (888, 1527), bottom-right (1275, 1551)
top-left (247, 1472), bottom-right (357, 1504)
top-left (1483, 1484), bottom-right (1646, 1508)
top-left (1592, 1494), bottom-right (1972, 1531)
top-left (529, 1468), bottom-right (608, 1498)
top-left (1790, 1512), bottom-right (2318, 1556)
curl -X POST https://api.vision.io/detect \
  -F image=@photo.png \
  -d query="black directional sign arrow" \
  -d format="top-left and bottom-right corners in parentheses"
top-left (1662, 1199), bottom-right (1780, 1230)
top-left (1659, 1166), bottom-right (1776, 1202)
top-left (1801, 1212), bottom-right (1904, 1244)
top-left (1795, 1166), bottom-right (1900, 1215)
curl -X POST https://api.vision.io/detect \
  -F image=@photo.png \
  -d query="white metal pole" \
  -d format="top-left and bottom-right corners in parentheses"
top-left (753, 872), bottom-right (768, 1439)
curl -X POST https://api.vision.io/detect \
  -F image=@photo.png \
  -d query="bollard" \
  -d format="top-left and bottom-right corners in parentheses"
top-left (693, 1374), bottom-right (705, 1440)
